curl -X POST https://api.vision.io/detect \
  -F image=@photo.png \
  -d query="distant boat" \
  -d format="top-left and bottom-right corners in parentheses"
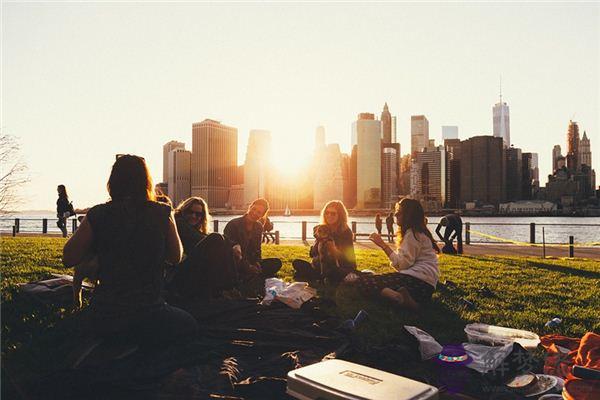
top-left (284, 205), bottom-right (292, 217)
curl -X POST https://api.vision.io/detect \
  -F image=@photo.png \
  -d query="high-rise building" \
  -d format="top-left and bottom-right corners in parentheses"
top-left (411, 115), bottom-right (429, 156)
top-left (493, 96), bottom-right (510, 148)
top-left (506, 147), bottom-right (523, 201)
top-left (244, 130), bottom-right (271, 207)
top-left (412, 146), bottom-right (446, 210)
top-left (566, 120), bottom-right (580, 173)
top-left (348, 145), bottom-right (358, 209)
top-left (442, 126), bottom-right (459, 140)
top-left (444, 139), bottom-right (461, 208)
top-left (381, 147), bottom-right (399, 209)
top-left (315, 126), bottom-right (326, 150)
top-left (522, 152), bottom-right (534, 200)
top-left (352, 113), bottom-right (381, 209)
top-left (460, 136), bottom-right (506, 205)
top-left (580, 131), bottom-right (591, 167)
top-left (167, 148), bottom-right (191, 208)
top-left (191, 119), bottom-right (238, 208)
top-left (392, 116), bottom-right (397, 143)
top-left (381, 103), bottom-right (392, 143)
top-left (314, 144), bottom-right (345, 210)
top-left (552, 145), bottom-right (562, 173)
top-left (163, 140), bottom-right (185, 183)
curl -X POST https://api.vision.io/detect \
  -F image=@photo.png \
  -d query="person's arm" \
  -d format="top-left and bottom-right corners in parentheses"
top-left (435, 221), bottom-right (445, 242)
top-left (369, 232), bottom-right (395, 259)
top-left (224, 220), bottom-right (243, 260)
top-left (165, 211), bottom-right (183, 265)
top-left (388, 233), bottom-right (420, 271)
top-left (63, 217), bottom-right (93, 267)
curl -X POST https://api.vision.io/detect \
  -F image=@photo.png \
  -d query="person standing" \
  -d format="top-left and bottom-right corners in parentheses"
top-left (224, 198), bottom-right (282, 284)
top-left (56, 184), bottom-right (73, 238)
top-left (435, 212), bottom-right (463, 254)
top-left (385, 212), bottom-right (395, 243)
top-left (375, 213), bottom-right (383, 235)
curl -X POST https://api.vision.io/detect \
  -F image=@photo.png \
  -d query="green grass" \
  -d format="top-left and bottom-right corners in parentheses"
top-left (2, 237), bottom-right (599, 377)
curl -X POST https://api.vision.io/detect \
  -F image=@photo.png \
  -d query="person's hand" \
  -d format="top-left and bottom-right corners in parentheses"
top-left (369, 232), bottom-right (385, 247)
top-left (324, 240), bottom-right (337, 253)
top-left (248, 263), bottom-right (261, 274)
top-left (232, 245), bottom-right (242, 261)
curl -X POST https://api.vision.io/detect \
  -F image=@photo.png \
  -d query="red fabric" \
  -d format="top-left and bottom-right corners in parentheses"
top-left (541, 333), bottom-right (600, 400)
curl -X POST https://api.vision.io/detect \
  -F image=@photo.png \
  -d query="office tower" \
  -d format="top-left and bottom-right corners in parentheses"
top-left (352, 113), bottom-right (381, 208)
top-left (381, 103), bottom-right (392, 143)
top-left (392, 116), bottom-right (397, 143)
top-left (411, 115), bottom-right (429, 156)
top-left (314, 144), bottom-right (345, 210)
top-left (428, 139), bottom-right (436, 149)
top-left (412, 147), bottom-right (446, 209)
top-left (191, 119), bottom-right (238, 208)
top-left (167, 148), bottom-right (191, 208)
top-left (348, 145), bottom-right (358, 209)
top-left (580, 131), bottom-right (591, 167)
top-left (506, 147), bottom-right (523, 201)
top-left (552, 145), bottom-right (562, 172)
top-left (522, 152), bottom-right (534, 200)
top-left (341, 153), bottom-right (352, 208)
top-left (442, 126), bottom-right (459, 140)
top-left (566, 120), bottom-right (580, 173)
top-left (493, 92), bottom-right (510, 147)
top-left (315, 126), bottom-right (326, 150)
top-left (244, 130), bottom-right (271, 207)
top-left (382, 147), bottom-right (399, 209)
top-left (460, 136), bottom-right (506, 205)
top-left (163, 140), bottom-right (185, 183)
top-left (266, 171), bottom-right (300, 210)
top-left (444, 139), bottom-right (461, 208)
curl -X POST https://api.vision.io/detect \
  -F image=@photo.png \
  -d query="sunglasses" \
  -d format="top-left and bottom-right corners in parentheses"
top-left (325, 211), bottom-right (338, 216)
top-left (189, 211), bottom-right (205, 217)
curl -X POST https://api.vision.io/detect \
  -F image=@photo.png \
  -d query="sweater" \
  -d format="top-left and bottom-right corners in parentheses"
top-left (388, 229), bottom-right (439, 288)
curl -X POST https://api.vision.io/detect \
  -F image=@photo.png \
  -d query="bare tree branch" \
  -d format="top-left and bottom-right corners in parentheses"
top-left (0, 134), bottom-right (30, 215)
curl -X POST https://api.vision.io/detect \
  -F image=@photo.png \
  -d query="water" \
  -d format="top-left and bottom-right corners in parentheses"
top-left (2, 214), bottom-right (599, 245)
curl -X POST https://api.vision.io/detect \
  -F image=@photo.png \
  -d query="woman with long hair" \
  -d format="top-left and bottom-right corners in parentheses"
top-left (169, 196), bottom-right (238, 301)
top-left (292, 200), bottom-right (357, 284)
top-left (63, 155), bottom-right (197, 349)
top-left (358, 198), bottom-right (440, 310)
top-left (56, 184), bottom-right (71, 237)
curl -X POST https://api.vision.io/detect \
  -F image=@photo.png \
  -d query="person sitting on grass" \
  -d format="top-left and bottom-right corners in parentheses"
top-left (168, 197), bottom-right (238, 301)
top-left (354, 198), bottom-right (440, 311)
top-left (292, 200), bottom-right (357, 285)
top-left (223, 198), bottom-right (282, 289)
top-left (63, 154), bottom-right (198, 351)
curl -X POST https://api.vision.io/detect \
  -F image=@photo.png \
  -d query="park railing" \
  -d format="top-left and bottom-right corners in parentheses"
top-left (1, 218), bottom-right (598, 249)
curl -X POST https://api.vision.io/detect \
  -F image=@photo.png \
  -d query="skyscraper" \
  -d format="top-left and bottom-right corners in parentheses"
top-left (444, 139), bottom-right (461, 208)
top-left (352, 113), bottom-right (381, 209)
top-left (167, 148), bottom-right (191, 208)
top-left (380, 103), bottom-right (392, 144)
top-left (411, 115), bottom-right (429, 156)
top-left (314, 144), bottom-right (345, 210)
top-left (552, 145), bottom-right (562, 173)
top-left (580, 131), bottom-right (591, 167)
top-left (412, 147), bottom-right (446, 210)
top-left (566, 120), bottom-right (580, 173)
top-left (460, 136), bottom-right (506, 205)
top-left (493, 96), bottom-right (510, 148)
top-left (244, 130), bottom-right (271, 207)
top-left (381, 147), bottom-right (399, 209)
top-left (163, 140), bottom-right (185, 183)
top-left (442, 126), bottom-right (459, 140)
top-left (391, 116), bottom-right (397, 143)
top-left (191, 119), bottom-right (238, 208)
top-left (506, 147), bottom-right (523, 201)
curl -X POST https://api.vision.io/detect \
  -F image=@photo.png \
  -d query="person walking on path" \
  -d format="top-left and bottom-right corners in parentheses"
top-left (385, 212), bottom-right (395, 243)
top-left (375, 214), bottom-right (383, 235)
top-left (353, 198), bottom-right (440, 311)
top-left (435, 212), bottom-right (463, 254)
top-left (56, 184), bottom-right (74, 238)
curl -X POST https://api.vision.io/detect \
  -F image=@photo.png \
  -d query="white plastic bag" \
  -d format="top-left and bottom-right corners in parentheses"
top-left (261, 278), bottom-right (317, 309)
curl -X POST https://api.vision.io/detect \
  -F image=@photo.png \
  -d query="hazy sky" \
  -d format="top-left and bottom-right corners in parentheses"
top-left (2, 1), bottom-right (599, 210)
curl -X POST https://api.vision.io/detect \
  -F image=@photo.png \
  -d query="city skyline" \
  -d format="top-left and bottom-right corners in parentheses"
top-left (3, 3), bottom-right (598, 210)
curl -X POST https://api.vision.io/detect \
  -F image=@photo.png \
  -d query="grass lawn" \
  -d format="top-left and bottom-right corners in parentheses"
top-left (2, 237), bottom-right (599, 381)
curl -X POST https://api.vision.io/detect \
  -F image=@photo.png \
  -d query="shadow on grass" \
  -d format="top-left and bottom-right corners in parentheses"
top-left (526, 261), bottom-right (600, 280)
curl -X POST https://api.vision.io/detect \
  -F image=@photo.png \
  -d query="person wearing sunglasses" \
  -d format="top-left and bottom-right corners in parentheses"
top-left (292, 200), bottom-right (357, 285)
top-left (169, 197), bottom-right (238, 301)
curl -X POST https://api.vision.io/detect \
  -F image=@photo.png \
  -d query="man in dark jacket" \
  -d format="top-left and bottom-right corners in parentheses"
top-left (224, 198), bottom-right (282, 281)
top-left (435, 213), bottom-right (463, 254)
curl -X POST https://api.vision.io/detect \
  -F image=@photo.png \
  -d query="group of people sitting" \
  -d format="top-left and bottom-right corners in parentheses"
top-left (62, 154), bottom-right (445, 349)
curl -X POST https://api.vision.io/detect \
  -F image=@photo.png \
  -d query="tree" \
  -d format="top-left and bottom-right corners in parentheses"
top-left (0, 134), bottom-right (29, 215)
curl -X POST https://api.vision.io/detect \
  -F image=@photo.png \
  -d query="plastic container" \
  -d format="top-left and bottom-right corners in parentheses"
top-left (464, 323), bottom-right (540, 351)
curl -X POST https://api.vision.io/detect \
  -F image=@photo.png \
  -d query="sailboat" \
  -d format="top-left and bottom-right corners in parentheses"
top-left (284, 204), bottom-right (292, 217)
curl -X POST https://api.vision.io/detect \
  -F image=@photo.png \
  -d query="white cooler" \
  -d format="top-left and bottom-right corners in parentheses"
top-left (287, 359), bottom-right (439, 400)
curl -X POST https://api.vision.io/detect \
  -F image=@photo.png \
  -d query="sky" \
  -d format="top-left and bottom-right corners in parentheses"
top-left (2, 1), bottom-right (599, 211)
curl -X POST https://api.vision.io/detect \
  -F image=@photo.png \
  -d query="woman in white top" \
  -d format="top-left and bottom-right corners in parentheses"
top-left (358, 198), bottom-right (440, 310)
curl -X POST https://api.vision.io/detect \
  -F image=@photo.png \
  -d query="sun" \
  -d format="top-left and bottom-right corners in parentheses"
top-left (270, 137), bottom-right (311, 177)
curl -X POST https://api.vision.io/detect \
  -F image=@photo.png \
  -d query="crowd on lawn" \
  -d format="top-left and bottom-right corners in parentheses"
top-left (61, 154), bottom-right (459, 350)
